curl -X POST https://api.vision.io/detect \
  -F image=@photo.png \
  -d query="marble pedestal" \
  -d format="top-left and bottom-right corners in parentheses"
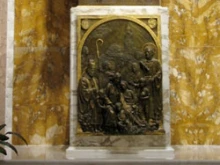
top-left (67, 6), bottom-right (172, 159)
top-left (66, 146), bottom-right (174, 159)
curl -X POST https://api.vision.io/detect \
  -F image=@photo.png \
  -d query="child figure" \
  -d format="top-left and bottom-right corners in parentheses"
top-left (117, 103), bottom-right (133, 134)
top-left (140, 86), bottom-right (150, 122)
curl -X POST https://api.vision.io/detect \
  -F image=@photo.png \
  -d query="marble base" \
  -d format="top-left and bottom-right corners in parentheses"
top-left (73, 134), bottom-right (166, 147)
top-left (66, 146), bottom-right (174, 159)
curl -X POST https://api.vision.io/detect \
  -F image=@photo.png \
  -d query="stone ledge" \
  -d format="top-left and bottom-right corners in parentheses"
top-left (66, 146), bottom-right (174, 159)
top-left (1, 146), bottom-right (220, 165)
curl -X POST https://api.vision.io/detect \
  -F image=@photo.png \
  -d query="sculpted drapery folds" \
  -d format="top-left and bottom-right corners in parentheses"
top-left (78, 59), bottom-right (102, 132)
top-left (140, 43), bottom-right (162, 129)
top-left (78, 44), bottom-right (163, 134)
top-left (77, 18), bottom-right (163, 135)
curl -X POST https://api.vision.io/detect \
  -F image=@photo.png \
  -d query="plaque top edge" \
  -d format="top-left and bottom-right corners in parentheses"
top-left (71, 6), bottom-right (168, 12)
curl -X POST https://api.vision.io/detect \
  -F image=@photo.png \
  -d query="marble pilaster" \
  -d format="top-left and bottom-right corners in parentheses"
top-left (0, 0), bottom-right (7, 124)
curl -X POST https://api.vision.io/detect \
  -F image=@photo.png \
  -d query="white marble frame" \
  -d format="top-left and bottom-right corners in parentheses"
top-left (69, 6), bottom-right (170, 146)
top-left (5, 0), bottom-right (14, 135)
top-left (2, 0), bottom-right (15, 160)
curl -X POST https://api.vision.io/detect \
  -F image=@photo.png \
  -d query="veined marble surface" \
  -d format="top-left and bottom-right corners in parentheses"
top-left (70, 6), bottom-right (170, 147)
top-left (169, 0), bottom-right (220, 145)
top-left (0, 0), bottom-right (7, 124)
top-left (1, 146), bottom-right (220, 165)
top-left (10, 0), bottom-right (71, 145)
top-left (5, 0), bottom-right (14, 136)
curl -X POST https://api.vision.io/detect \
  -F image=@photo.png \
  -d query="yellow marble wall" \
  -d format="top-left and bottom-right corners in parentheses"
top-left (13, 0), bottom-right (220, 145)
top-left (13, 0), bottom-right (73, 144)
top-left (169, 0), bottom-right (220, 144)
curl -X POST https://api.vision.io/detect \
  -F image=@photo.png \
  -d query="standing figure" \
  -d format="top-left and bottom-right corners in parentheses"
top-left (96, 89), bottom-right (117, 134)
top-left (139, 43), bottom-right (162, 125)
top-left (99, 60), bottom-right (115, 88)
top-left (78, 59), bottom-right (102, 132)
top-left (139, 79), bottom-right (150, 122)
top-left (128, 62), bottom-right (143, 93)
top-left (82, 46), bottom-right (92, 67)
top-left (124, 25), bottom-right (135, 53)
top-left (106, 72), bottom-right (122, 106)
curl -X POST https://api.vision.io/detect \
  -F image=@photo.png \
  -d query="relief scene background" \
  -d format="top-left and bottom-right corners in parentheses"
top-left (77, 18), bottom-right (163, 135)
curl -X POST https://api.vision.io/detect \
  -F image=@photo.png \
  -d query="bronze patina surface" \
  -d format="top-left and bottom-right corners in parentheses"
top-left (77, 16), bottom-right (163, 135)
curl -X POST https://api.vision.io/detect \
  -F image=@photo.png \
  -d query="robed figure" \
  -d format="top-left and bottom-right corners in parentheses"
top-left (78, 59), bottom-right (103, 132)
top-left (139, 43), bottom-right (162, 126)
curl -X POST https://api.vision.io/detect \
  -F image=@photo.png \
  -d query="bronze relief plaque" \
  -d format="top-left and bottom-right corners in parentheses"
top-left (77, 16), bottom-right (163, 135)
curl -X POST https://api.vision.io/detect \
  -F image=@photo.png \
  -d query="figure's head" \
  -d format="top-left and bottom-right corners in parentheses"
top-left (139, 77), bottom-right (146, 87)
top-left (82, 46), bottom-right (89, 55)
top-left (102, 60), bottom-right (114, 71)
top-left (141, 87), bottom-right (150, 96)
top-left (126, 25), bottom-right (133, 35)
top-left (132, 105), bottom-right (138, 112)
top-left (98, 89), bottom-right (105, 98)
top-left (114, 72), bottom-right (121, 84)
top-left (86, 59), bottom-right (96, 77)
top-left (144, 43), bottom-right (156, 60)
top-left (115, 102), bottom-right (122, 110)
top-left (131, 62), bottom-right (139, 73)
top-left (119, 111), bottom-right (126, 120)
top-left (120, 80), bottom-right (128, 91)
